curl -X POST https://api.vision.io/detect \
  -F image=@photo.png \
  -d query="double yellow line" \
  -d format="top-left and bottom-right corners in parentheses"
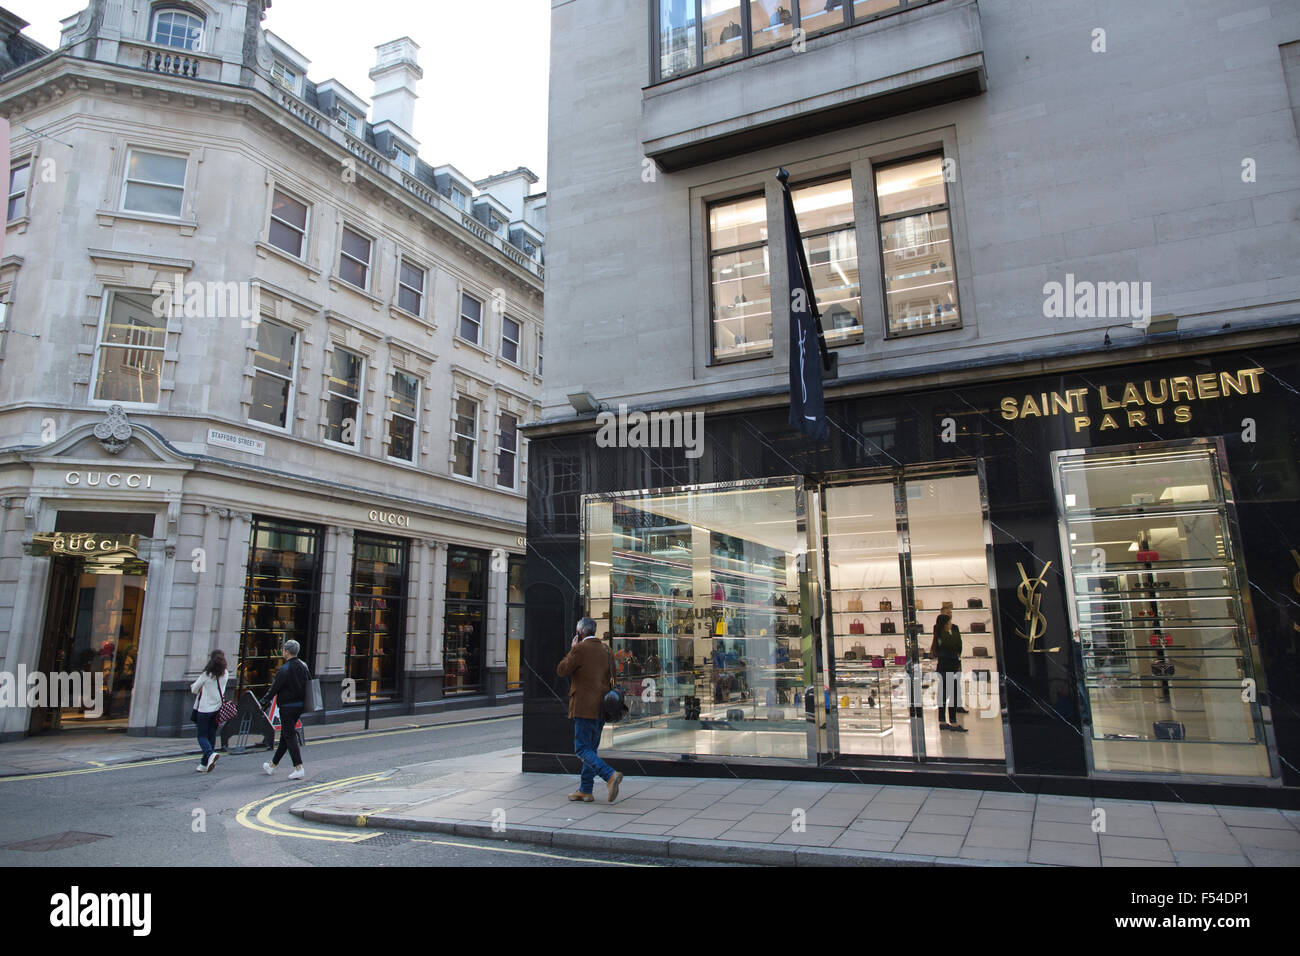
top-left (235, 772), bottom-right (392, 843)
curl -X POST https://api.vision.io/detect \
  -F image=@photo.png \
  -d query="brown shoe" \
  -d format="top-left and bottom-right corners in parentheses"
top-left (568, 791), bottom-right (594, 802)
top-left (606, 771), bottom-right (624, 803)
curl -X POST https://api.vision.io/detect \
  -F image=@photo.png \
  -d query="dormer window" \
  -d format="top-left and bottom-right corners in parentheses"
top-left (452, 189), bottom-right (469, 211)
top-left (335, 108), bottom-right (359, 134)
top-left (272, 60), bottom-right (299, 94)
top-left (151, 7), bottom-right (204, 51)
top-left (394, 147), bottom-right (413, 172)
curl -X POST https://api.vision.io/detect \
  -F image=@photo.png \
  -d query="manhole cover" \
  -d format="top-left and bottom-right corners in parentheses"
top-left (3, 831), bottom-right (112, 852)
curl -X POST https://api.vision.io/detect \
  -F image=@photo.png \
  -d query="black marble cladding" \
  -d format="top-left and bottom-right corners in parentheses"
top-left (523, 344), bottom-right (1300, 806)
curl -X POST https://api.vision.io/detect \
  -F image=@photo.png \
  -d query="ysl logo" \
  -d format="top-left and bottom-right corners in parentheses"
top-left (1292, 551), bottom-right (1300, 633)
top-left (1016, 561), bottom-right (1059, 654)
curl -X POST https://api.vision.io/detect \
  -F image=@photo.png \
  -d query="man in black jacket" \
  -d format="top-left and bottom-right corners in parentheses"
top-left (259, 639), bottom-right (310, 779)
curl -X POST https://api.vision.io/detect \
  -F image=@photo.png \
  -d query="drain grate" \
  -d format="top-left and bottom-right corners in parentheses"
top-left (3, 831), bottom-right (112, 852)
top-left (354, 831), bottom-right (415, 849)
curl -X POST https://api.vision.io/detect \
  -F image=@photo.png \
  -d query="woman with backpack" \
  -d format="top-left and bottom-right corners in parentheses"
top-left (930, 613), bottom-right (967, 733)
top-left (190, 650), bottom-right (229, 772)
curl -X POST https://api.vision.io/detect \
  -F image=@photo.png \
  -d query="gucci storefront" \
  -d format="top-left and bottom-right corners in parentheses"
top-left (523, 344), bottom-right (1300, 806)
top-left (0, 412), bottom-right (526, 740)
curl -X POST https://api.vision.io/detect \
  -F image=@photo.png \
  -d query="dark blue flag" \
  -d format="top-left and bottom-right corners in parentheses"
top-left (778, 168), bottom-right (831, 440)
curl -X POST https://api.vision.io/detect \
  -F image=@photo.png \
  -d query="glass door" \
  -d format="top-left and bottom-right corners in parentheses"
top-left (822, 467), bottom-right (1006, 764)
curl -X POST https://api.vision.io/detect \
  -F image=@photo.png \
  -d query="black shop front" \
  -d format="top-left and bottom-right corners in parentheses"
top-left (522, 343), bottom-right (1300, 807)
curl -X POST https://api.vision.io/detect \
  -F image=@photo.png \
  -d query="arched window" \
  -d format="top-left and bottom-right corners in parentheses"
top-left (151, 7), bottom-right (205, 51)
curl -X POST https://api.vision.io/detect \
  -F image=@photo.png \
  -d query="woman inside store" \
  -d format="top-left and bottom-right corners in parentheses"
top-left (930, 614), bottom-right (966, 733)
top-left (190, 649), bottom-right (229, 772)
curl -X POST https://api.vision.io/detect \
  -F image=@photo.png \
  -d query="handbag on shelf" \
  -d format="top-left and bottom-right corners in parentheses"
top-left (1153, 720), bottom-right (1185, 740)
top-left (1136, 550), bottom-right (1160, 563)
top-left (880, 619), bottom-right (896, 635)
top-left (970, 622), bottom-right (987, 633)
top-left (849, 618), bottom-right (865, 636)
top-left (882, 645), bottom-right (896, 658)
top-left (967, 598), bottom-right (983, 608)
top-left (1150, 660), bottom-right (1176, 678)
top-left (914, 599), bottom-right (924, 611)
top-left (972, 646), bottom-right (990, 658)
top-left (894, 655), bottom-right (907, 666)
top-left (871, 656), bottom-right (885, 668)
top-left (712, 583), bottom-right (725, 601)
top-left (846, 597), bottom-right (864, 613)
top-left (878, 599), bottom-right (892, 611)
top-left (852, 642), bottom-right (867, 659)
top-left (1148, 633), bottom-right (1173, 647)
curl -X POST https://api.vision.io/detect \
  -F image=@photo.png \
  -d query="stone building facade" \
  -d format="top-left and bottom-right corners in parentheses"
top-left (0, 1), bottom-right (545, 737)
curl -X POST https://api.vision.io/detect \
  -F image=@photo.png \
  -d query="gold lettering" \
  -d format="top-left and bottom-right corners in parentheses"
top-left (1047, 392), bottom-right (1069, 414)
top-left (1219, 370), bottom-right (1249, 397)
top-left (1170, 376), bottom-right (1195, 401)
top-left (1020, 395), bottom-right (1042, 418)
top-left (1073, 416), bottom-right (1091, 433)
top-left (1144, 379), bottom-right (1169, 404)
top-left (1099, 385), bottom-right (1121, 410)
top-left (1121, 383), bottom-right (1144, 406)
top-left (1236, 367), bottom-right (1264, 394)
top-left (1100, 414), bottom-right (1119, 430)
top-left (1127, 410), bottom-right (1147, 427)
top-left (1195, 373), bottom-right (1220, 399)
top-left (1174, 406), bottom-right (1192, 423)
top-left (1000, 397), bottom-right (1019, 420)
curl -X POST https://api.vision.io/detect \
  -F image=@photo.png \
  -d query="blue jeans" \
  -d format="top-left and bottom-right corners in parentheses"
top-left (573, 717), bottom-right (615, 793)
top-left (195, 711), bottom-right (218, 761)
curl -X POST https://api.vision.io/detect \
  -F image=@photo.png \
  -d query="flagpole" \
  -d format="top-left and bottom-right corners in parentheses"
top-left (777, 167), bottom-right (832, 372)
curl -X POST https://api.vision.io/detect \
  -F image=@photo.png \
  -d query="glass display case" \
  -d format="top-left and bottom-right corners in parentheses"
top-left (1054, 442), bottom-right (1272, 777)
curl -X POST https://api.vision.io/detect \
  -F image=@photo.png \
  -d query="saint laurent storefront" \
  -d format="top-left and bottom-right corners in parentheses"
top-left (522, 343), bottom-right (1300, 807)
top-left (0, 412), bottom-right (525, 740)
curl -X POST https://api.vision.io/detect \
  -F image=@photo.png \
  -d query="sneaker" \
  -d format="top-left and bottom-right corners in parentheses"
top-left (263, 762), bottom-right (275, 775)
top-left (568, 791), bottom-right (594, 802)
top-left (606, 771), bottom-right (624, 803)
top-left (205, 752), bottom-right (219, 772)
top-left (951, 724), bottom-right (968, 733)
top-left (196, 763), bottom-right (207, 772)
top-left (956, 707), bottom-right (970, 714)
top-left (288, 767), bottom-right (305, 780)
top-left (939, 723), bottom-right (952, 731)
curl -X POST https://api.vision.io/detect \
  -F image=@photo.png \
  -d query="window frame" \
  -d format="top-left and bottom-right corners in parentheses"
top-left (267, 187), bottom-right (310, 260)
top-left (451, 395), bottom-right (479, 480)
top-left (338, 224), bottom-right (374, 292)
top-left (791, 171), bottom-right (863, 348)
top-left (650, 0), bottom-right (938, 84)
top-left (536, 331), bottom-right (543, 377)
top-left (7, 157), bottom-right (31, 223)
top-left (386, 369), bottom-right (421, 464)
top-left (150, 6), bottom-right (205, 52)
top-left (89, 289), bottom-right (168, 410)
top-left (873, 151), bottom-right (963, 340)
top-left (396, 256), bottom-right (426, 318)
top-left (324, 345), bottom-right (366, 450)
top-left (394, 147), bottom-right (413, 172)
top-left (248, 318), bottom-right (300, 431)
top-left (119, 146), bottom-right (188, 219)
top-left (496, 410), bottom-right (519, 490)
top-left (272, 59), bottom-right (300, 95)
top-left (458, 292), bottom-right (483, 346)
top-left (707, 190), bottom-right (773, 365)
top-left (335, 107), bottom-right (360, 134)
top-left (500, 315), bottom-right (522, 366)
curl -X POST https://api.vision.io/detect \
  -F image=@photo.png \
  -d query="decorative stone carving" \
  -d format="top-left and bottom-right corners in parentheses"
top-left (93, 404), bottom-right (133, 455)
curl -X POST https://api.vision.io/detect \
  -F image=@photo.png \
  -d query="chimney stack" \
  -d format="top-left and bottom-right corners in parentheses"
top-left (369, 37), bottom-right (421, 136)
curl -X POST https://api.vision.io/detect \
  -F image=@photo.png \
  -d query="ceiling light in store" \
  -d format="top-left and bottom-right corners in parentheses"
top-left (1127, 542), bottom-right (1139, 552)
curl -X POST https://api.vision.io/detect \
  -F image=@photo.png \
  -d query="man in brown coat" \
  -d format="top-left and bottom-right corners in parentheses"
top-left (555, 616), bottom-right (624, 802)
